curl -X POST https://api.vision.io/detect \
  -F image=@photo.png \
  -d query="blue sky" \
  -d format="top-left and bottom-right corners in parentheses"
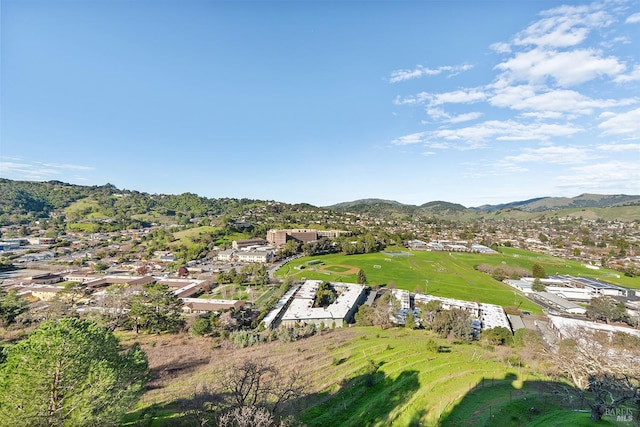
top-left (2, 0), bottom-right (639, 207)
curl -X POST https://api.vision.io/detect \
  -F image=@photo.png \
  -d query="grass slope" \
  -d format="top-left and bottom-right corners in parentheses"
top-left (126, 327), bottom-right (626, 427)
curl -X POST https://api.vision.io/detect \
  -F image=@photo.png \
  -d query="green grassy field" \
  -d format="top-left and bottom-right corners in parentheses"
top-left (171, 225), bottom-right (220, 245)
top-left (124, 326), bottom-right (638, 427)
top-left (275, 247), bottom-right (640, 312)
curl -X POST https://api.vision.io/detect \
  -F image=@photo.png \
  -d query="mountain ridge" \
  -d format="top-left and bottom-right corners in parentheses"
top-left (1, 179), bottom-right (639, 223)
top-left (326, 193), bottom-right (640, 212)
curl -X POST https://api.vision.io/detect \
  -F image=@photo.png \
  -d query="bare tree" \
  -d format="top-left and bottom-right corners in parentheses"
top-left (548, 328), bottom-right (640, 421)
top-left (219, 358), bottom-right (305, 416)
top-left (218, 406), bottom-right (275, 427)
top-left (371, 292), bottom-right (400, 329)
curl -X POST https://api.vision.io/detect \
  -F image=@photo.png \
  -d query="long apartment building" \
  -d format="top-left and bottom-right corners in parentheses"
top-left (266, 228), bottom-right (349, 247)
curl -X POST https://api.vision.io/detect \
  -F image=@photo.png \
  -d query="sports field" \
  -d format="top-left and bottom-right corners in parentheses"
top-left (275, 247), bottom-right (638, 313)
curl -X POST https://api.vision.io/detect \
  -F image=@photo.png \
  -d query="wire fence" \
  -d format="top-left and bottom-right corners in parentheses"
top-left (441, 376), bottom-right (639, 427)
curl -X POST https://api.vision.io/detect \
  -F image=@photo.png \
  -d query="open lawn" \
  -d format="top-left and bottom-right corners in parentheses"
top-left (171, 225), bottom-right (220, 246)
top-left (276, 249), bottom-right (543, 312)
top-left (122, 327), bottom-right (629, 427)
top-left (65, 198), bottom-right (100, 215)
top-left (275, 247), bottom-right (640, 311)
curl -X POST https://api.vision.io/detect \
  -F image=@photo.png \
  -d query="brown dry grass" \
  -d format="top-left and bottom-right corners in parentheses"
top-left (119, 328), bottom-right (364, 409)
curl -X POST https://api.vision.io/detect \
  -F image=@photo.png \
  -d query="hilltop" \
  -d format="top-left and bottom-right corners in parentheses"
top-left (326, 194), bottom-right (640, 221)
top-left (2, 179), bottom-right (638, 225)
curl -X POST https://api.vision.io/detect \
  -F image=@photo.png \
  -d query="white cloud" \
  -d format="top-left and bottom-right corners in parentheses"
top-left (597, 143), bottom-right (640, 152)
top-left (424, 141), bottom-right (452, 150)
top-left (614, 64), bottom-right (640, 83)
top-left (396, 88), bottom-right (487, 107)
top-left (503, 145), bottom-right (592, 164)
top-left (425, 108), bottom-right (482, 124)
top-left (447, 112), bottom-right (483, 124)
top-left (598, 107), bottom-right (640, 138)
top-left (489, 85), bottom-right (635, 114)
top-left (490, 42), bottom-right (511, 54)
top-left (495, 48), bottom-right (626, 86)
top-left (394, 92), bottom-right (431, 105)
top-left (390, 132), bottom-right (426, 146)
top-left (520, 111), bottom-right (566, 119)
top-left (555, 161), bottom-right (640, 193)
top-left (626, 12), bottom-right (640, 24)
top-left (428, 119), bottom-right (582, 145)
top-left (425, 107), bottom-right (449, 120)
top-left (42, 162), bottom-right (95, 171)
top-left (0, 160), bottom-right (95, 181)
top-left (388, 64), bottom-right (473, 83)
top-left (430, 89), bottom-right (488, 106)
top-left (514, 3), bottom-right (612, 48)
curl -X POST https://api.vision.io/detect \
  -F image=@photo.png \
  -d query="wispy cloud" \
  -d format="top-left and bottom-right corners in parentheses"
top-left (597, 142), bottom-right (640, 152)
top-left (614, 64), bottom-right (640, 83)
top-left (490, 42), bottom-right (511, 54)
top-left (555, 161), bottom-right (640, 192)
top-left (503, 144), bottom-right (593, 165)
top-left (626, 12), bottom-right (640, 24)
top-left (425, 108), bottom-right (483, 124)
top-left (390, 132), bottom-right (427, 146)
top-left (395, 88), bottom-right (487, 106)
top-left (0, 159), bottom-right (95, 181)
top-left (598, 107), bottom-right (640, 138)
top-left (495, 48), bottom-right (626, 86)
top-left (428, 120), bottom-right (582, 145)
top-left (489, 85), bottom-right (635, 115)
top-left (389, 0), bottom-right (639, 160)
top-left (513, 3), bottom-right (612, 48)
top-left (388, 64), bottom-right (473, 83)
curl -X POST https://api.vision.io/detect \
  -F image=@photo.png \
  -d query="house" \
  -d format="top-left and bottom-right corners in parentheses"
top-left (534, 292), bottom-right (587, 314)
top-left (407, 240), bottom-right (428, 250)
top-left (182, 298), bottom-right (244, 314)
top-left (217, 249), bottom-right (236, 262)
top-left (548, 315), bottom-right (640, 340)
top-left (18, 284), bottom-right (63, 301)
top-left (30, 273), bottom-right (64, 285)
top-left (236, 250), bottom-right (274, 263)
top-left (232, 238), bottom-right (267, 250)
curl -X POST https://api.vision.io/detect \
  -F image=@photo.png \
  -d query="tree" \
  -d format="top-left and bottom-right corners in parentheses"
top-left (356, 269), bottom-right (368, 285)
top-left (549, 329), bottom-right (640, 421)
top-left (432, 308), bottom-right (473, 341)
top-left (93, 261), bottom-right (110, 272)
top-left (100, 283), bottom-right (137, 330)
top-left (491, 267), bottom-right (508, 282)
top-left (586, 296), bottom-right (618, 324)
top-left (479, 326), bottom-right (513, 345)
top-left (191, 316), bottom-right (212, 336)
top-left (531, 263), bottom-right (546, 279)
top-left (405, 312), bottom-right (417, 329)
top-left (0, 318), bottom-right (149, 427)
top-left (254, 265), bottom-right (270, 286)
top-left (0, 288), bottom-right (28, 326)
top-left (129, 283), bottom-right (184, 333)
top-left (371, 292), bottom-right (400, 329)
top-left (531, 278), bottom-right (545, 292)
top-left (418, 300), bottom-right (442, 330)
top-left (58, 281), bottom-right (89, 306)
top-left (219, 359), bottom-right (305, 418)
top-left (354, 304), bottom-right (375, 326)
top-left (313, 282), bottom-right (337, 308)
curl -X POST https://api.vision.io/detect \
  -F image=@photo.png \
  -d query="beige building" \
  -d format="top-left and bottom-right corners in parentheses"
top-left (266, 228), bottom-right (349, 247)
top-left (232, 238), bottom-right (268, 250)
